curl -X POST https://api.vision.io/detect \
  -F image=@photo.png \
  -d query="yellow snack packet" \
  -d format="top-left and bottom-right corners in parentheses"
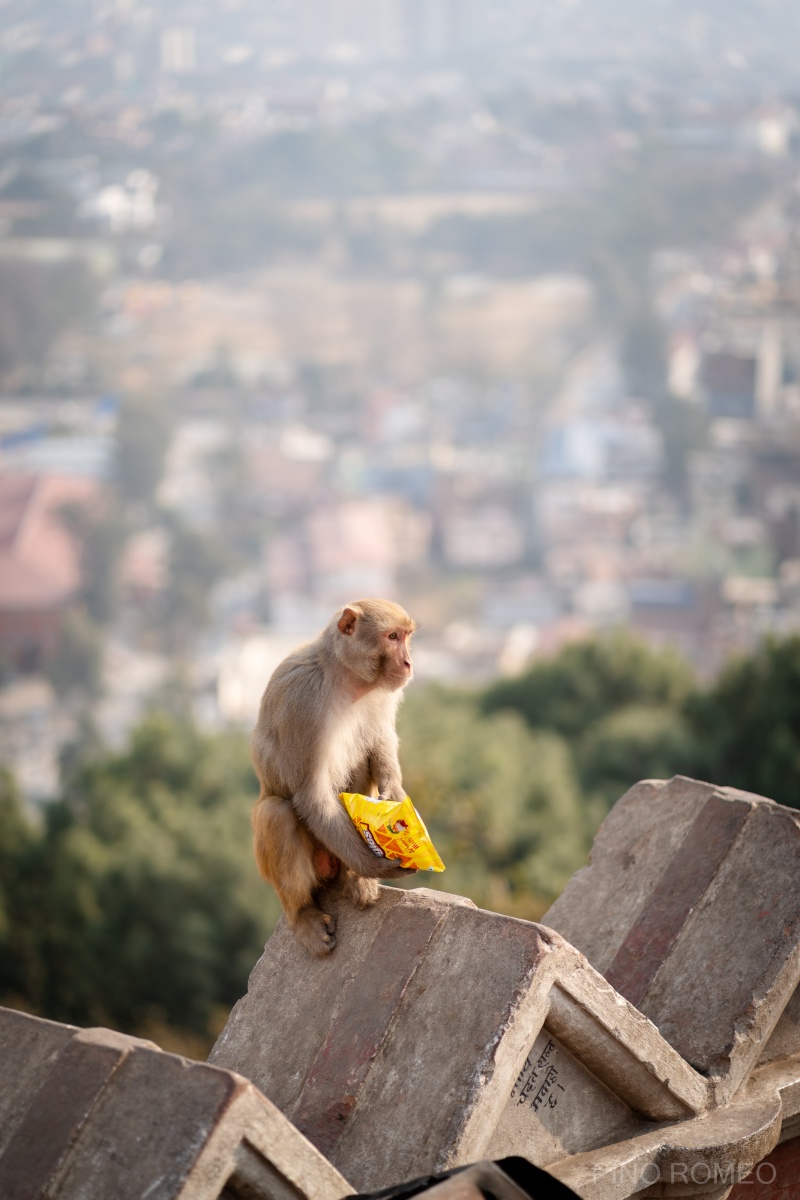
top-left (339, 793), bottom-right (445, 873)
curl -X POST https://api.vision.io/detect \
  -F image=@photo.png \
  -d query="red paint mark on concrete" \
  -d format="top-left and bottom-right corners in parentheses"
top-left (605, 794), bottom-right (751, 1008)
top-left (729, 1135), bottom-right (800, 1198)
top-left (292, 900), bottom-right (445, 1158)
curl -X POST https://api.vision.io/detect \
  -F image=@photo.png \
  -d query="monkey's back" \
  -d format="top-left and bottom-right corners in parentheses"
top-left (251, 644), bottom-right (328, 797)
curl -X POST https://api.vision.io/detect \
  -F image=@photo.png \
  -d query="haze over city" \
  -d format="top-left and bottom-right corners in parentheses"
top-left (0, 0), bottom-right (800, 1051)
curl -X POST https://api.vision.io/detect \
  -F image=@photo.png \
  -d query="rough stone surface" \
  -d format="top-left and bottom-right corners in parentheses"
top-left (7, 775), bottom-right (800, 1199)
top-left (0, 1032), bottom-right (130, 1199)
top-left (0, 1008), bottom-right (75, 1157)
top-left (212, 777), bottom-right (800, 1198)
top-left (210, 886), bottom-right (705, 1191)
top-left (728, 1134), bottom-right (800, 1199)
top-left (543, 776), bottom-right (800, 1097)
top-left (0, 1007), bottom-right (351, 1200)
top-left (543, 777), bottom-right (718, 975)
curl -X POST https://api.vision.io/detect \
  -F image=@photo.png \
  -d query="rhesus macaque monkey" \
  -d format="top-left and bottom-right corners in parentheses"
top-left (251, 599), bottom-right (418, 955)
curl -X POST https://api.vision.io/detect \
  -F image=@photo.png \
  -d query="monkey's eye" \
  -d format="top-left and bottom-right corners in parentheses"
top-left (388, 631), bottom-right (399, 640)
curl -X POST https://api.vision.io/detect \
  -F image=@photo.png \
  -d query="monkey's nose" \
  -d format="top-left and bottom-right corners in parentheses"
top-left (404, 659), bottom-right (411, 669)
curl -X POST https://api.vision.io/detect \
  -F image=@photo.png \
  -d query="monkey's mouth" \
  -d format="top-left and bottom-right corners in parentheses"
top-left (387, 666), bottom-right (413, 687)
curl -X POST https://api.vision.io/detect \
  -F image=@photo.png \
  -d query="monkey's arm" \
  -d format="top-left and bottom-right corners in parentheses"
top-left (367, 732), bottom-right (406, 803)
top-left (292, 782), bottom-right (414, 879)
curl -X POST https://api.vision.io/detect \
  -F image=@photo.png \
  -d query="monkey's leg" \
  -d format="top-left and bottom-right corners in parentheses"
top-left (252, 795), bottom-right (337, 955)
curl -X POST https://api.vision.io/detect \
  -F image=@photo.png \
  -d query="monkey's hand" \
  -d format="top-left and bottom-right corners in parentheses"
top-left (294, 788), bottom-right (416, 879)
top-left (373, 859), bottom-right (418, 879)
top-left (377, 785), bottom-right (407, 803)
top-left (356, 852), bottom-right (417, 879)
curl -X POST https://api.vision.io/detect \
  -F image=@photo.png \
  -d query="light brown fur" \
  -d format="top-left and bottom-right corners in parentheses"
top-left (251, 599), bottom-right (417, 955)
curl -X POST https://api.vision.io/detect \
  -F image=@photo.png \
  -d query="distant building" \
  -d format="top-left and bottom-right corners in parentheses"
top-left (700, 351), bottom-right (757, 419)
top-left (0, 474), bottom-right (97, 672)
top-left (440, 503), bottom-right (525, 569)
top-left (400, 0), bottom-right (474, 58)
top-left (86, 170), bottom-right (159, 234)
top-left (160, 28), bottom-right (196, 74)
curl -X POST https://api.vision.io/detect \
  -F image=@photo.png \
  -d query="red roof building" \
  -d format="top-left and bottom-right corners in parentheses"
top-left (0, 473), bottom-right (98, 671)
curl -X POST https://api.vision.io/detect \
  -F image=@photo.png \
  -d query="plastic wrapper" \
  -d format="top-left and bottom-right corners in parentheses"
top-left (339, 792), bottom-right (445, 873)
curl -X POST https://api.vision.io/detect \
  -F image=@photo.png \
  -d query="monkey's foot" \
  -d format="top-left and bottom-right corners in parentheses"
top-left (344, 875), bottom-right (380, 909)
top-left (293, 907), bottom-right (336, 956)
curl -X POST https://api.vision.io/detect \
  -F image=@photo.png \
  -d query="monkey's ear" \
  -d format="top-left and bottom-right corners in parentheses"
top-left (337, 607), bottom-right (359, 635)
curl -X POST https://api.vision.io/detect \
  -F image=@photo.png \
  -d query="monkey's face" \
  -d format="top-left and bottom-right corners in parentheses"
top-left (336, 600), bottom-right (416, 691)
top-left (379, 623), bottom-right (414, 690)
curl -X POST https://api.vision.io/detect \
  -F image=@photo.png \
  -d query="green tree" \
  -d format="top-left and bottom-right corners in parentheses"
top-left (578, 704), bottom-right (700, 816)
top-left (47, 610), bottom-right (103, 698)
top-left (482, 633), bottom-right (696, 741)
top-left (114, 394), bottom-right (173, 510)
top-left (162, 519), bottom-right (235, 649)
top-left (481, 634), bottom-right (703, 822)
top-left (690, 635), bottom-right (800, 810)
top-left (59, 499), bottom-right (126, 626)
top-left (1, 716), bottom-right (276, 1044)
top-left (0, 260), bottom-right (95, 378)
top-left (0, 769), bottom-right (36, 1001)
top-left (399, 687), bottom-right (588, 916)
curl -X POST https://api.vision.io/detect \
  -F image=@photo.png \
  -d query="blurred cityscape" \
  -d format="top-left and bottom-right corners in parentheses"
top-left (2, 0), bottom-right (800, 800)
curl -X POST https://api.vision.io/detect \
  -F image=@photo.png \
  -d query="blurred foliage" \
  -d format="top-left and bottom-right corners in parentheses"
top-left (3, 633), bottom-right (800, 1052)
top-left (114, 393), bottom-right (174, 511)
top-left (480, 633), bottom-right (702, 846)
top-left (576, 705), bottom-right (699, 815)
top-left (482, 632), bottom-right (695, 738)
top-left (398, 687), bottom-right (587, 917)
top-left (160, 518), bottom-right (238, 652)
top-left (0, 259), bottom-right (95, 379)
top-left (0, 769), bottom-right (33, 954)
top-left (0, 716), bottom-right (276, 1045)
top-left (688, 635), bottom-right (800, 811)
top-left (60, 499), bottom-right (126, 627)
top-left (46, 611), bottom-right (103, 699)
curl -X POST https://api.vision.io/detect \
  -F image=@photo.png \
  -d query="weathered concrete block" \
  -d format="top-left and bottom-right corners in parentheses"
top-left (543, 776), bottom-right (800, 1096)
top-left (7, 774), bottom-right (800, 1199)
top-left (0, 1007), bottom-right (76, 1159)
top-left (210, 887), bottom-right (707, 1191)
top-left (212, 778), bottom-right (800, 1198)
top-left (0, 1007), bottom-right (351, 1200)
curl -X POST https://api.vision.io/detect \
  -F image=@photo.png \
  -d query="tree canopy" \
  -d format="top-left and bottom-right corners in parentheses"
top-left (3, 632), bottom-right (800, 1054)
top-left (398, 687), bottom-right (587, 916)
top-left (688, 635), bottom-right (800, 811)
top-left (0, 717), bottom-right (276, 1051)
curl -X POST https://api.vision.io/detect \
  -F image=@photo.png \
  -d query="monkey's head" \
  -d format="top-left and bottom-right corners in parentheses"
top-left (335, 599), bottom-right (416, 691)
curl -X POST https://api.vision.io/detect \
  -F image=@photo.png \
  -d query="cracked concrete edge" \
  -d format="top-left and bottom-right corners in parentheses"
top-left (441, 951), bottom-right (560, 1168)
top-left (548, 947), bottom-right (709, 1119)
top-left (440, 930), bottom-right (712, 1174)
top-left (547, 1053), bottom-right (800, 1200)
top-left (176, 1082), bottom-right (354, 1200)
top-left (0, 1007), bottom-right (354, 1200)
top-left (720, 936), bottom-right (800, 1106)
